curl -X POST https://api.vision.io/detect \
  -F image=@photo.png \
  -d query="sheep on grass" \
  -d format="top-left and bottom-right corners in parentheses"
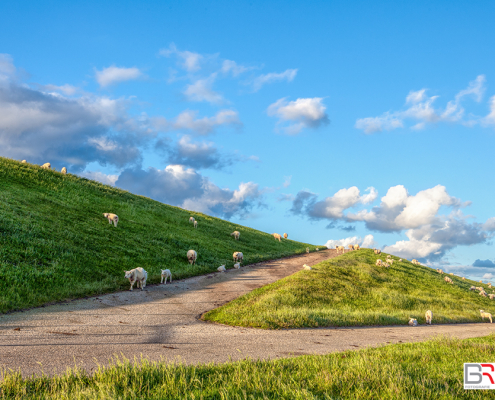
top-left (231, 231), bottom-right (240, 240)
top-left (217, 265), bottom-right (226, 272)
top-left (303, 264), bottom-right (312, 270)
top-left (425, 310), bottom-right (433, 325)
top-left (193, 220), bottom-right (198, 228)
top-left (233, 252), bottom-right (243, 263)
top-left (272, 233), bottom-right (282, 242)
top-left (124, 267), bottom-right (147, 291)
top-left (61, 167), bottom-right (67, 175)
top-left (40, 163), bottom-right (51, 170)
top-left (187, 250), bottom-right (197, 265)
top-left (283, 233), bottom-right (288, 239)
top-left (408, 318), bottom-right (418, 326)
top-left (103, 213), bottom-right (119, 227)
top-left (161, 269), bottom-right (172, 284)
top-left (480, 310), bottom-right (492, 323)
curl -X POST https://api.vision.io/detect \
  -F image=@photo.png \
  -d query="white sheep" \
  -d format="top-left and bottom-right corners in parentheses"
top-left (316, 248), bottom-right (319, 251)
top-left (374, 249), bottom-right (381, 255)
top-left (480, 310), bottom-right (493, 323)
top-left (233, 262), bottom-right (241, 269)
top-left (336, 245), bottom-right (345, 254)
top-left (425, 310), bottom-right (433, 325)
top-left (489, 294), bottom-right (495, 300)
top-left (161, 269), bottom-right (172, 284)
top-left (470, 286), bottom-right (477, 291)
top-left (21, 160), bottom-right (27, 163)
top-left (449, 272), bottom-right (454, 276)
top-left (386, 254), bottom-right (392, 259)
top-left (61, 167), bottom-right (67, 175)
top-left (231, 231), bottom-right (240, 240)
top-left (348, 244), bottom-right (354, 251)
top-left (489, 283), bottom-right (493, 288)
top-left (124, 267), bottom-right (147, 291)
top-left (303, 264), bottom-right (312, 270)
top-left (103, 213), bottom-right (119, 227)
top-left (306, 247), bottom-right (310, 254)
top-left (40, 163), bottom-right (51, 170)
top-left (398, 259), bottom-right (402, 262)
top-left (462, 277), bottom-right (466, 280)
top-left (187, 250), bottom-right (197, 265)
top-left (353, 244), bottom-right (360, 250)
top-left (411, 259), bottom-right (420, 265)
top-left (480, 291), bottom-right (487, 297)
top-left (189, 217), bottom-right (195, 223)
top-left (233, 252), bottom-right (243, 262)
top-left (436, 269), bottom-right (444, 274)
top-left (272, 233), bottom-right (282, 242)
top-left (383, 262), bottom-right (390, 268)
top-left (193, 220), bottom-right (198, 228)
top-left (444, 276), bottom-right (453, 284)
top-left (217, 265), bottom-right (226, 272)
top-left (408, 318), bottom-right (418, 326)
top-left (283, 233), bottom-right (288, 239)
top-left (376, 259), bottom-right (383, 266)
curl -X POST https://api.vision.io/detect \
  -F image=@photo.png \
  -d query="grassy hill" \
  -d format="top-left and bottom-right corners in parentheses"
top-left (203, 249), bottom-right (495, 328)
top-left (0, 157), bottom-right (317, 313)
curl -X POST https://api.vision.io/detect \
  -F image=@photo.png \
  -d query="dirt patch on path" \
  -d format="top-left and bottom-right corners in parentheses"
top-left (1, 249), bottom-right (493, 378)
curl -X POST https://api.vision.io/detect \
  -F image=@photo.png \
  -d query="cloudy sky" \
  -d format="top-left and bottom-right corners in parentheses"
top-left (1, 1), bottom-right (494, 280)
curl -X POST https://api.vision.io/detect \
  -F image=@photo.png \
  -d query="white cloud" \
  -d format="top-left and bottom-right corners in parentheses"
top-left (184, 74), bottom-right (224, 104)
top-left (221, 60), bottom-right (254, 77)
top-left (360, 187), bottom-right (378, 204)
top-left (42, 84), bottom-right (78, 96)
top-left (95, 65), bottom-right (143, 87)
top-left (0, 54), bottom-right (16, 84)
top-left (325, 234), bottom-right (375, 249)
top-left (483, 273), bottom-right (494, 279)
top-left (79, 170), bottom-right (119, 186)
top-left (283, 175), bottom-right (292, 188)
top-left (152, 109), bottom-right (241, 135)
top-left (482, 95), bottom-right (495, 126)
top-left (159, 43), bottom-right (204, 72)
top-left (252, 69), bottom-right (297, 91)
top-left (483, 217), bottom-right (495, 231)
top-left (267, 97), bottom-right (329, 134)
top-left (356, 75), bottom-right (488, 133)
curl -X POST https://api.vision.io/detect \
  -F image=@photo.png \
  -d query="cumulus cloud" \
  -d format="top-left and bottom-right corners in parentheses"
top-left (184, 74), bottom-right (224, 104)
top-left (267, 97), bottom-right (329, 134)
top-left (483, 273), bottom-right (494, 279)
top-left (252, 69), bottom-right (297, 91)
top-left (79, 170), bottom-right (119, 186)
top-left (356, 75), bottom-right (487, 133)
top-left (95, 65), bottom-right (143, 87)
top-left (325, 234), bottom-right (375, 249)
top-left (116, 165), bottom-right (263, 219)
top-left (152, 109), bottom-right (241, 135)
top-left (159, 43), bottom-right (204, 72)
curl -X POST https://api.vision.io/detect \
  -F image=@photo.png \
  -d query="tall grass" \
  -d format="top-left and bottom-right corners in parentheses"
top-left (0, 157), bottom-right (317, 313)
top-left (203, 249), bottom-right (495, 328)
top-left (2, 335), bottom-right (495, 399)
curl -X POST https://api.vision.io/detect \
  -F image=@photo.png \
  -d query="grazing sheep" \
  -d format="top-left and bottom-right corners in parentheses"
top-left (124, 267), bottom-right (147, 291)
top-left (160, 269), bottom-right (172, 284)
top-left (480, 291), bottom-right (487, 297)
top-left (103, 213), bottom-right (119, 227)
top-left (303, 264), bottom-right (312, 270)
top-left (398, 259), bottom-right (402, 262)
top-left (233, 262), bottom-right (241, 269)
top-left (189, 217), bottom-right (195, 223)
top-left (306, 247), bottom-right (310, 254)
top-left (480, 310), bottom-right (493, 323)
top-left (61, 167), bottom-right (67, 175)
top-left (233, 252), bottom-right (243, 262)
top-left (217, 265), bottom-right (226, 272)
top-left (489, 283), bottom-right (493, 288)
top-left (444, 276), bottom-right (453, 284)
top-left (411, 259), bottom-right (419, 265)
top-left (376, 259), bottom-right (383, 266)
top-left (383, 262), bottom-right (390, 268)
top-left (353, 244), bottom-right (360, 251)
top-left (348, 244), bottom-right (354, 251)
top-left (40, 163), bottom-right (51, 170)
top-left (374, 249), bottom-right (381, 255)
top-left (386, 254), bottom-right (392, 259)
top-left (187, 250), bottom-right (197, 265)
top-left (272, 233), bottom-right (282, 242)
top-left (231, 231), bottom-right (240, 240)
top-left (450, 272), bottom-right (454, 276)
top-left (316, 248), bottom-right (319, 251)
top-left (21, 160), bottom-right (26, 163)
top-left (193, 220), bottom-right (198, 228)
top-left (425, 310), bottom-right (433, 325)
top-left (480, 280), bottom-right (483, 283)
top-left (408, 318), bottom-right (418, 326)
top-left (336, 245), bottom-right (345, 254)
top-left (470, 286), bottom-right (477, 291)
top-left (388, 259), bottom-right (394, 265)
top-left (489, 294), bottom-right (495, 300)
top-left (283, 233), bottom-right (288, 239)
top-left (462, 277), bottom-right (466, 280)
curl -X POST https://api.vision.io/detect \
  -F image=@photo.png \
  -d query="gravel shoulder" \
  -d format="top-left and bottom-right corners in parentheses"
top-left (1, 249), bottom-right (493, 378)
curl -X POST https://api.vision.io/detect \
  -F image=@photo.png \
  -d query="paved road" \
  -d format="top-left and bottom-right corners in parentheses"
top-left (1, 249), bottom-right (494, 378)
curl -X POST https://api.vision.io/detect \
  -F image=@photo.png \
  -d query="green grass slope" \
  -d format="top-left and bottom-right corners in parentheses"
top-left (2, 335), bottom-right (494, 399)
top-left (0, 157), bottom-right (317, 313)
top-left (203, 249), bottom-right (495, 328)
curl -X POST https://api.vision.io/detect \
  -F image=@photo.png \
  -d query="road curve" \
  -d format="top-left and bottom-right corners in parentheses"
top-left (1, 249), bottom-right (494, 378)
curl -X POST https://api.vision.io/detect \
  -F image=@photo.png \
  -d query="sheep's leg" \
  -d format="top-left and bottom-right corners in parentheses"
top-left (113, 219), bottom-right (118, 227)
top-left (161, 276), bottom-right (164, 284)
top-left (130, 280), bottom-right (135, 291)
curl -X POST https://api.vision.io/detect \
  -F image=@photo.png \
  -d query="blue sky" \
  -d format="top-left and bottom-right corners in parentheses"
top-left (1, 1), bottom-right (494, 280)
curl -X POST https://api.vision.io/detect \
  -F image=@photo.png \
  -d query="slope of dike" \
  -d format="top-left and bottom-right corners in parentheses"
top-left (0, 157), bottom-right (317, 313)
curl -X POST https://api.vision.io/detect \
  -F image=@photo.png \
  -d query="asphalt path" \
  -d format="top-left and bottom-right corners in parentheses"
top-left (1, 249), bottom-right (493, 378)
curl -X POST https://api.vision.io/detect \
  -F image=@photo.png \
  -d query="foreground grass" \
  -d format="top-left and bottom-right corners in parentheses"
top-left (0, 157), bottom-right (317, 313)
top-left (2, 335), bottom-right (495, 399)
top-left (203, 249), bottom-right (495, 328)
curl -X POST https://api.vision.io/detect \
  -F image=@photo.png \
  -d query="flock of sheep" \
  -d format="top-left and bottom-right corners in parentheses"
top-left (122, 215), bottom-right (292, 291)
top-left (22, 160), bottom-right (67, 175)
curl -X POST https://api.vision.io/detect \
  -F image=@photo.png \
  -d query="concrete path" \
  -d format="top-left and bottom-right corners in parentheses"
top-left (1, 249), bottom-right (494, 378)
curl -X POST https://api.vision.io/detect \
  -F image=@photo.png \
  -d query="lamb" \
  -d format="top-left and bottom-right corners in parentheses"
top-left (348, 244), bottom-right (354, 251)
top-left (61, 167), bottom-right (67, 175)
top-left (21, 160), bottom-right (26, 163)
top-left (217, 265), bottom-right (226, 272)
top-left (189, 217), bottom-right (195, 223)
top-left (231, 231), bottom-right (240, 240)
top-left (374, 249), bottom-right (381, 255)
top-left (160, 269), bottom-right (172, 284)
top-left (306, 247), bottom-right (310, 254)
top-left (408, 318), bottom-right (418, 326)
top-left (233, 252), bottom-right (243, 262)
top-left (444, 276), bottom-right (453, 284)
top-left (283, 233), bottom-right (288, 239)
top-left (353, 244), bottom-right (360, 250)
top-left (193, 220), bottom-right (198, 228)
top-left (103, 213), bottom-right (119, 227)
top-left (425, 310), bottom-right (433, 325)
top-left (187, 250), bottom-right (197, 265)
top-left (388, 259), bottom-right (394, 265)
top-left (124, 267), bottom-right (147, 291)
top-left (480, 310), bottom-right (493, 323)
top-left (272, 233), bottom-right (282, 242)
top-left (233, 262), bottom-right (241, 269)
top-left (40, 163), bottom-right (51, 170)
top-left (489, 294), bottom-right (495, 300)
top-left (303, 264), bottom-right (312, 270)
top-left (376, 259), bottom-right (383, 266)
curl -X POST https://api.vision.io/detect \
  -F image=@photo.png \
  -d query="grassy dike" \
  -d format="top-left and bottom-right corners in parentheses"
top-left (0, 157), bottom-right (317, 313)
top-left (2, 335), bottom-right (495, 399)
top-left (203, 249), bottom-right (495, 329)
